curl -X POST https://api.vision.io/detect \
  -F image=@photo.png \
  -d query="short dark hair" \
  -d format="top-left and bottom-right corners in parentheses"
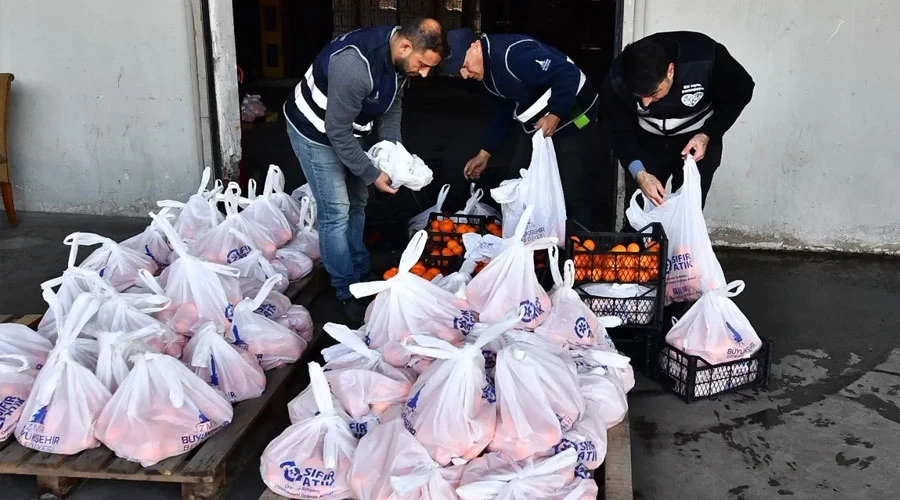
top-left (621, 38), bottom-right (671, 96)
top-left (398, 18), bottom-right (446, 56)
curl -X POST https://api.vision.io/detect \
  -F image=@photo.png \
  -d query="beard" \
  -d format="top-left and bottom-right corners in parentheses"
top-left (394, 55), bottom-right (411, 74)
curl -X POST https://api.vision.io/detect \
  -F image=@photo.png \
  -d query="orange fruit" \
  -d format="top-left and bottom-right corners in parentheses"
top-left (382, 268), bottom-right (399, 280)
top-left (617, 267), bottom-right (637, 283)
top-left (430, 249), bottom-right (440, 256)
top-left (619, 254), bottom-right (639, 269)
top-left (456, 224), bottom-right (469, 234)
top-left (583, 239), bottom-right (596, 251)
top-left (574, 243), bottom-right (586, 252)
top-left (452, 245), bottom-right (464, 256)
top-left (438, 219), bottom-right (454, 233)
top-left (574, 255), bottom-right (591, 268)
top-left (627, 243), bottom-right (640, 253)
top-left (647, 241), bottom-right (660, 252)
top-left (430, 220), bottom-right (440, 231)
top-left (570, 235), bottom-right (581, 243)
top-left (611, 244), bottom-right (627, 253)
top-left (638, 269), bottom-right (651, 283)
top-left (447, 239), bottom-right (459, 249)
top-left (602, 268), bottom-right (617, 282)
top-left (441, 248), bottom-right (454, 257)
top-left (590, 268), bottom-right (603, 282)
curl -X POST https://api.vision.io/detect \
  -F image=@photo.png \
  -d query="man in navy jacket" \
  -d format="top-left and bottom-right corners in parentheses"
top-left (445, 28), bottom-right (604, 230)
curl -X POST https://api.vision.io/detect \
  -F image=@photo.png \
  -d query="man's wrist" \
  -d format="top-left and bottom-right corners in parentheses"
top-left (479, 149), bottom-right (492, 159)
top-left (628, 160), bottom-right (646, 179)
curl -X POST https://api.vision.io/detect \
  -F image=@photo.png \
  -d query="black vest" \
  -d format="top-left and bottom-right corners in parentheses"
top-left (611, 31), bottom-right (716, 136)
top-left (284, 26), bottom-right (405, 145)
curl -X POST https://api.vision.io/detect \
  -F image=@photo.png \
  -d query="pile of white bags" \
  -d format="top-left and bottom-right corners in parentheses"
top-left (5, 165), bottom-right (319, 467)
top-left (367, 140), bottom-right (434, 191)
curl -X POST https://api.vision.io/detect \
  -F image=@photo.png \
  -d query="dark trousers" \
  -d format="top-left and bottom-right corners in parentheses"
top-left (623, 132), bottom-right (723, 217)
top-left (508, 121), bottom-right (612, 231)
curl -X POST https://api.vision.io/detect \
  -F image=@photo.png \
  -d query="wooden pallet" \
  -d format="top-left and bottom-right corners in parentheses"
top-left (0, 264), bottom-right (328, 500)
top-left (257, 414), bottom-right (634, 500)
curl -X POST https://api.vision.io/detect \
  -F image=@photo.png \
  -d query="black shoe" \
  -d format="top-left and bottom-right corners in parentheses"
top-left (341, 297), bottom-right (367, 327)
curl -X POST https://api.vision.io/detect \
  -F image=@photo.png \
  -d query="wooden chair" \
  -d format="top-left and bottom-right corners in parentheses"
top-left (1, 73), bottom-right (16, 226)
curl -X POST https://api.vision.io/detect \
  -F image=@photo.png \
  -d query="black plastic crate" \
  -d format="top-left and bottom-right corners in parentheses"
top-left (654, 338), bottom-right (774, 403)
top-left (567, 221), bottom-right (667, 332)
top-left (422, 212), bottom-right (503, 274)
top-left (605, 327), bottom-right (661, 376)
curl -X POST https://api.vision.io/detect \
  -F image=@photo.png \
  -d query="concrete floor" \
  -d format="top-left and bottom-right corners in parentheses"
top-left (2, 214), bottom-right (900, 499)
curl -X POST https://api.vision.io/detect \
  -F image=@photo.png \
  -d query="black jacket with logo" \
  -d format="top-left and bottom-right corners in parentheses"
top-left (601, 31), bottom-right (755, 168)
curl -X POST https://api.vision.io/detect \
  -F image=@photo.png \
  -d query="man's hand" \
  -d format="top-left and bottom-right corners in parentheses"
top-left (374, 171), bottom-right (399, 194)
top-left (534, 113), bottom-right (561, 137)
top-left (464, 150), bottom-right (491, 180)
top-left (636, 171), bottom-right (666, 206)
top-left (681, 132), bottom-right (710, 161)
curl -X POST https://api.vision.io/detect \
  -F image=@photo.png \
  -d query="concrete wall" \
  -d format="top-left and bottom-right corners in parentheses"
top-left (636, 0), bottom-right (900, 253)
top-left (0, 0), bottom-right (207, 216)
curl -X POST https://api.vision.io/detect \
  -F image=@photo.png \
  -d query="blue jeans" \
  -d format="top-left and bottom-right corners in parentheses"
top-left (287, 123), bottom-right (370, 300)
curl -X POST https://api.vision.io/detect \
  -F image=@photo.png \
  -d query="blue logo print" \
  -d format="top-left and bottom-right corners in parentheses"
top-left (209, 356), bottom-right (219, 387)
top-left (279, 461), bottom-right (336, 486)
top-left (0, 396), bottom-right (26, 430)
top-left (224, 304), bottom-right (235, 322)
top-left (364, 333), bottom-right (371, 346)
top-left (482, 376), bottom-right (497, 403)
top-left (144, 244), bottom-right (168, 270)
top-left (402, 388), bottom-right (423, 435)
top-left (574, 462), bottom-right (592, 479)
top-left (29, 405), bottom-right (48, 425)
top-left (519, 297), bottom-right (546, 323)
top-left (254, 303), bottom-right (277, 318)
top-left (573, 317), bottom-right (592, 339)
top-left (349, 421), bottom-right (369, 439)
top-left (198, 412), bottom-right (210, 424)
top-left (553, 438), bottom-right (575, 454)
top-left (726, 321), bottom-right (743, 343)
top-left (453, 310), bottom-right (477, 336)
top-left (226, 245), bottom-right (252, 264)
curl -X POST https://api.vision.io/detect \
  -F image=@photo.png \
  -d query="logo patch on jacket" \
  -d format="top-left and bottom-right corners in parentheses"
top-left (365, 90), bottom-right (380, 104)
top-left (536, 59), bottom-right (551, 71)
top-left (681, 83), bottom-right (705, 107)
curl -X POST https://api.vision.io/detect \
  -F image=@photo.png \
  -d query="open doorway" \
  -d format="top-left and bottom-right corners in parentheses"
top-left (228, 0), bottom-right (621, 242)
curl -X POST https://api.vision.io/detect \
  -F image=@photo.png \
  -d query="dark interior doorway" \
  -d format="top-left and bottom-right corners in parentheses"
top-left (230, 0), bottom-right (620, 244)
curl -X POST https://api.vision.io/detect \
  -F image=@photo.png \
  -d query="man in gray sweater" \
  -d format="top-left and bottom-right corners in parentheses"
top-left (284, 19), bottom-right (444, 323)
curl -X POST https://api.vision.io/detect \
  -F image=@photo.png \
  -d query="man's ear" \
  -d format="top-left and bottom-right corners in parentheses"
top-left (667, 62), bottom-right (675, 79)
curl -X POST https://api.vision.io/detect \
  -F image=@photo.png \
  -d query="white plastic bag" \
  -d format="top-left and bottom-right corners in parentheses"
top-left (192, 182), bottom-right (278, 264)
top-left (462, 233), bottom-right (502, 263)
top-left (536, 247), bottom-right (624, 348)
top-left (456, 448), bottom-right (580, 499)
top-left (0, 355), bottom-right (36, 441)
top-left (63, 232), bottom-right (157, 292)
top-left (490, 131), bottom-right (566, 244)
top-left (17, 293), bottom-right (111, 454)
top-left (350, 418), bottom-right (463, 500)
top-left (120, 207), bottom-right (175, 271)
top-left (94, 324), bottom-right (165, 393)
top-left (626, 155), bottom-right (726, 304)
top-left (490, 332), bottom-right (585, 460)
top-left (285, 197), bottom-right (321, 260)
top-left (150, 211), bottom-right (242, 333)
top-left (95, 352), bottom-right (233, 466)
top-left (291, 184), bottom-right (317, 228)
top-left (408, 184), bottom-right (450, 234)
top-left (320, 323), bottom-right (414, 420)
top-left (243, 172), bottom-right (294, 247)
top-left (401, 308), bottom-right (524, 466)
top-left (36, 260), bottom-right (110, 341)
top-left (229, 276), bottom-right (307, 370)
top-left (275, 246), bottom-right (315, 281)
top-left (157, 167), bottom-right (225, 241)
top-left (351, 231), bottom-right (477, 351)
top-left (237, 278), bottom-right (292, 320)
top-left (458, 183), bottom-right (501, 219)
top-left (260, 362), bottom-right (358, 500)
top-left (183, 323), bottom-right (266, 403)
top-left (287, 377), bottom-right (379, 439)
top-left (0, 324), bottom-right (52, 375)
top-left (255, 165), bottom-right (305, 231)
top-left (227, 228), bottom-right (290, 293)
top-left (580, 363), bottom-right (629, 429)
top-left (367, 141), bottom-right (434, 191)
top-left (665, 280), bottom-right (762, 365)
top-left (276, 305), bottom-right (314, 342)
top-left (430, 259), bottom-right (476, 300)
top-left (465, 207), bottom-right (554, 329)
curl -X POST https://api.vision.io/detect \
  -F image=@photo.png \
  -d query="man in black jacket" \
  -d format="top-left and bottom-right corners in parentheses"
top-left (601, 31), bottom-right (754, 210)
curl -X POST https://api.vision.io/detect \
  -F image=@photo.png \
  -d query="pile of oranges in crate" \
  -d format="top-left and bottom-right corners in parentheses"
top-left (383, 262), bottom-right (442, 281)
top-left (425, 218), bottom-right (503, 259)
top-left (570, 235), bottom-right (661, 284)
